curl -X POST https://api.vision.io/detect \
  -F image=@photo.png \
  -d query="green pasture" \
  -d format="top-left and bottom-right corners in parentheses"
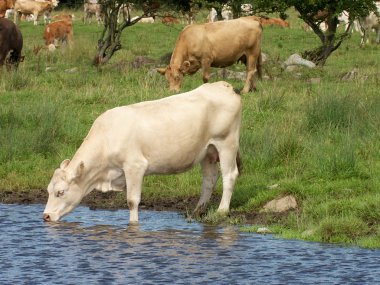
top-left (1, 8), bottom-right (380, 247)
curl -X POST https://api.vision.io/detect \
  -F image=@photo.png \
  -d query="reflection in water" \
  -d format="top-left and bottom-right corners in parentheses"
top-left (1, 204), bottom-right (380, 284)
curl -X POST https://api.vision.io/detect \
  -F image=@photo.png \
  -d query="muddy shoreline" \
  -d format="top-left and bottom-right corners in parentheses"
top-left (0, 189), bottom-right (286, 224)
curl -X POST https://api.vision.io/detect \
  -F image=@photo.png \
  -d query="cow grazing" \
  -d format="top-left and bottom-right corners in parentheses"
top-left (14, 0), bottom-right (58, 25)
top-left (0, 18), bottom-right (23, 69)
top-left (83, 1), bottom-right (103, 25)
top-left (359, 8), bottom-right (380, 45)
top-left (157, 16), bottom-right (262, 94)
top-left (43, 20), bottom-right (73, 48)
top-left (0, 0), bottom-right (15, 18)
top-left (162, 15), bottom-right (179, 25)
top-left (43, 81), bottom-right (242, 224)
top-left (259, 17), bottom-right (290, 28)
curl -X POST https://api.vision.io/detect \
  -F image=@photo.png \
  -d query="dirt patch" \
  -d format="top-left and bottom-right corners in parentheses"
top-left (0, 189), bottom-right (291, 225)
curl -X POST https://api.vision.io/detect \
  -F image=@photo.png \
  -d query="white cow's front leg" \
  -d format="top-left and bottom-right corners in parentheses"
top-left (217, 147), bottom-right (239, 213)
top-left (124, 163), bottom-right (146, 224)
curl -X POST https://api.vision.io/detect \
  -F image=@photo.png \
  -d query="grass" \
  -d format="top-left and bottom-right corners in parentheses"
top-left (1, 8), bottom-right (380, 247)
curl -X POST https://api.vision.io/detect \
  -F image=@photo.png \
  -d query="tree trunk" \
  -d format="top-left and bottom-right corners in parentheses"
top-left (300, 12), bottom-right (349, 66)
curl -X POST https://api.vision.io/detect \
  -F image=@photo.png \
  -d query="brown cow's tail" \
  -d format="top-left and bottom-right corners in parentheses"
top-left (236, 150), bottom-right (242, 176)
top-left (256, 51), bottom-right (262, 80)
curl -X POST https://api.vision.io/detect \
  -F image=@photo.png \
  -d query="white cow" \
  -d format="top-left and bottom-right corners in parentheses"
top-left (13, 0), bottom-right (58, 25)
top-left (358, 12), bottom-right (380, 45)
top-left (43, 81), bottom-right (242, 224)
top-left (83, 1), bottom-right (103, 25)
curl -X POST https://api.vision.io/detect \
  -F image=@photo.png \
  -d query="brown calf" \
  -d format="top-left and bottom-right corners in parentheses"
top-left (43, 20), bottom-right (73, 48)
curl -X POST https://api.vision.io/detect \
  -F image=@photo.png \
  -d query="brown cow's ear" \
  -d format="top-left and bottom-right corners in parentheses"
top-left (156, 67), bottom-right (167, 75)
top-left (60, 159), bottom-right (70, 169)
top-left (180, 61), bottom-right (190, 73)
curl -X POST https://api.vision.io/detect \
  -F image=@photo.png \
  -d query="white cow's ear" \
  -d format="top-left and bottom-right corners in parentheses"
top-left (60, 159), bottom-right (70, 169)
top-left (74, 161), bottom-right (84, 179)
top-left (180, 61), bottom-right (190, 73)
top-left (156, 67), bottom-right (167, 75)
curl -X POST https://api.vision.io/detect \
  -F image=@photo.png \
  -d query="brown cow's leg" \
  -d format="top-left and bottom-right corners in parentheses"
top-left (242, 54), bottom-right (258, 93)
top-left (201, 61), bottom-right (211, 83)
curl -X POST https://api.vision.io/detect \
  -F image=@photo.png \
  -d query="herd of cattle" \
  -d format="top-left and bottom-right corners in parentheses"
top-left (0, 1), bottom-right (379, 70)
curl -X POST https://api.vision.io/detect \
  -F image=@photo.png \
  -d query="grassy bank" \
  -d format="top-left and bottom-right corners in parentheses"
top-left (1, 9), bottom-right (380, 248)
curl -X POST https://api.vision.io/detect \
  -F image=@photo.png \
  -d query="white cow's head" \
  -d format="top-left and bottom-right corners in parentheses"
top-left (43, 159), bottom-right (84, 222)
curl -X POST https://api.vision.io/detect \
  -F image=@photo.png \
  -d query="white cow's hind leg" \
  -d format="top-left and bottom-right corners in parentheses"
top-left (217, 146), bottom-right (239, 213)
top-left (194, 147), bottom-right (219, 214)
top-left (124, 163), bottom-right (146, 224)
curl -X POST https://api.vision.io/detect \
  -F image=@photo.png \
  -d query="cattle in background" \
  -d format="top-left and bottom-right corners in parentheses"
top-left (52, 13), bottom-right (73, 22)
top-left (337, 10), bottom-right (360, 33)
top-left (0, 18), bottom-right (23, 69)
top-left (221, 4), bottom-right (232, 20)
top-left (259, 17), bottom-right (290, 27)
top-left (162, 15), bottom-right (179, 25)
top-left (207, 7), bottom-right (217, 22)
top-left (359, 12), bottom-right (380, 45)
top-left (83, 0), bottom-right (103, 25)
top-left (117, 2), bottom-right (133, 23)
top-left (358, 2), bottom-right (380, 45)
top-left (158, 16), bottom-right (262, 94)
top-left (43, 19), bottom-right (73, 49)
top-left (43, 81), bottom-right (242, 224)
top-left (0, 0), bottom-right (15, 18)
top-left (14, 0), bottom-right (58, 25)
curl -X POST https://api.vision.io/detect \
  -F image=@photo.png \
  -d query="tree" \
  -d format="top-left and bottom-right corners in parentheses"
top-left (94, 0), bottom-right (203, 66)
top-left (252, 0), bottom-right (377, 65)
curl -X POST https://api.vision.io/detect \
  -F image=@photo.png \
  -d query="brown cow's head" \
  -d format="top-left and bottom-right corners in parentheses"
top-left (43, 159), bottom-right (84, 222)
top-left (157, 61), bottom-right (191, 92)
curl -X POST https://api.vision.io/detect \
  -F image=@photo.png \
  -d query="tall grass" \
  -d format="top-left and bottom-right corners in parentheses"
top-left (1, 9), bottom-right (380, 246)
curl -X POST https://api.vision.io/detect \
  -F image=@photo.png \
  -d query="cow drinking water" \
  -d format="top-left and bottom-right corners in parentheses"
top-left (43, 81), bottom-right (242, 224)
top-left (157, 16), bottom-right (262, 94)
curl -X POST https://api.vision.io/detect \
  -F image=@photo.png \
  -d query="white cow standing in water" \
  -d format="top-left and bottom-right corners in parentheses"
top-left (43, 81), bottom-right (242, 224)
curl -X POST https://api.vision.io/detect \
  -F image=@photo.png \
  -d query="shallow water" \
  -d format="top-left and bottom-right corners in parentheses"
top-left (1, 204), bottom-right (380, 284)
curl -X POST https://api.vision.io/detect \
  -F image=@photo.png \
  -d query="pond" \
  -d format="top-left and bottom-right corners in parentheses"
top-left (1, 203), bottom-right (380, 284)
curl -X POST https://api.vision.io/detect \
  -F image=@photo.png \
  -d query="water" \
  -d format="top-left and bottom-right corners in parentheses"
top-left (1, 204), bottom-right (380, 284)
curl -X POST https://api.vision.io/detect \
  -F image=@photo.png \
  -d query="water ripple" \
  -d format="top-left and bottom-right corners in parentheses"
top-left (0, 204), bottom-right (380, 284)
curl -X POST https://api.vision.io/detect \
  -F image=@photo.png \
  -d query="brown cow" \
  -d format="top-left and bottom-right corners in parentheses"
top-left (162, 15), bottom-right (179, 24)
top-left (259, 17), bottom-right (289, 27)
top-left (157, 16), bottom-right (262, 94)
top-left (0, 0), bottom-right (15, 17)
top-left (0, 18), bottom-right (23, 69)
top-left (52, 13), bottom-right (73, 22)
top-left (43, 20), bottom-right (73, 48)
top-left (14, 0), bottom-right (59, 25)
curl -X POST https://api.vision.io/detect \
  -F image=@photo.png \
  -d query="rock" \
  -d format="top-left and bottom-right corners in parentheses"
top-left (283, 53), bottom-right (316, 69)
top-left (267, 184), bottom-right (280, 189)
top-left (65, 67), bottom-right (78, 73)
top-left (261, 195), bottom-right (298, 213)
top-left (48, 44), bottom-right (56, 52)
top-left (210, 69), bottom-right (246, 81)
top-left (308, 77), bottom-right (321, 84)
top-left (45, 66), bottom-right (57, 72)
top-left (341, 68), bottom-right (359, 81)
top-left (257, 227), bottom-right (272, 234)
